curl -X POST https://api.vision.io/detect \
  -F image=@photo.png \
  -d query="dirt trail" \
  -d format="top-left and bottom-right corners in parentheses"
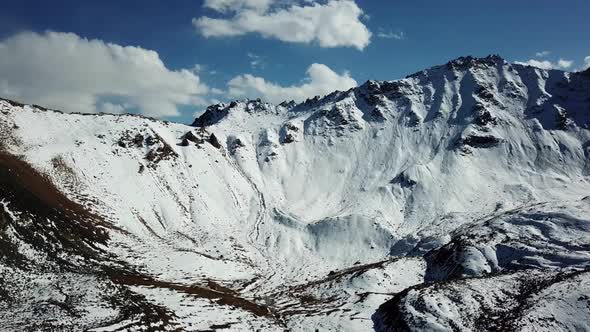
top-left (110, 273), bottom-right (279, 321)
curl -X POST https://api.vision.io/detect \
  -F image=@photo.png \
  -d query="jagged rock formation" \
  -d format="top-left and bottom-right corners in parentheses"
top-left (1, 55), bottom-right (590, 331)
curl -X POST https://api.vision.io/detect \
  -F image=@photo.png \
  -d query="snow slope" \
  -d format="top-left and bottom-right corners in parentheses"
top-left (1, 55), bottom-right (589, 331)
top-left (374, 200), bottom-right (590, 331)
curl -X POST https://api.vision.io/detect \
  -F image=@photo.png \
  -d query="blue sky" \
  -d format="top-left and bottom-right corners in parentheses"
top-left (0, 0), bottom-right (588, 123)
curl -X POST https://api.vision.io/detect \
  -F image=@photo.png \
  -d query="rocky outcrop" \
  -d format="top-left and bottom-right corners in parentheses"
top-left (374, 201), bottom-right (590, 331)
top-left (457, 134), bottom-right (503, 149)
top-left (209, 133), bottom-right (222, 149)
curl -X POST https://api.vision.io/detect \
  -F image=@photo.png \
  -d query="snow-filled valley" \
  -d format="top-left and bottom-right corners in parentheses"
top-left (1, 55), bottom-right (590, 331)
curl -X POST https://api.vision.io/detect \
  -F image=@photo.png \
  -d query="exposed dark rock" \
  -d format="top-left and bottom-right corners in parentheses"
top-left (192, 104), bottom-right (230, 127)
top-left (145, 136), bottom-right (157, 146)
top-left (192, 100), bottom-right (273, 128)
top-left (365, 93), bottom-right (385, 107)
top-left (326, 106), bottom-right (362, 130)
top-left (473, 105), bottom-right (497, 127)
top-left (404, 110), bottom-right (422, 127)
top-left (117, 131), bottom-right (143, 148)
top-left (183, 131), bottom-right (201, 144)
top-left (0, 98), bottom-right (25, 108)
top-left (476, 86), bottom-right (495, 101)
top-left (283, 134), bottom-right (296, 144)
top-left (146, 145), bottom-right (176, 165)
top-left (446, 54), bottom-right (504, 71)
top-left (555, 109), bottom-right (571, 130)
top-left (264, 151), bottom-right (278, 162)
top-left (502, 81), bottom-right (525, 99)
top-left (285, 123), bottom-right (299, 132)
top-left (179, 138), bottom-right (190, 147)
top-left (279, 100), bottom-right (297, 109)
top-left (365, 80), bottom-right (382, 95)
top-left (180, 131), bottom-right (204, 147)
top-left (475, 85), bottom-right (504, 107)
top-left (391, 173), bottom-right (417, 188)
top-left (303, 96), bottom-right (321, 106)
top-left (229, 138), bottom-right (246, 154)
top-left (459, 134), bottom-right (503, 148)
top-left (281, 123), bottom-right (301, 144)
top-left (209, 133), bottom-right (222, 149)
top-left (245, 99), bottom-right (270, 113)
top-left (133, 134), bottom-right (144, 147)
top-left (371, 108), bottom-right (386, 120)
top-left (381, 81), bottom-right (414, 99)
top-left (146, 137), bottom-right (178, 166)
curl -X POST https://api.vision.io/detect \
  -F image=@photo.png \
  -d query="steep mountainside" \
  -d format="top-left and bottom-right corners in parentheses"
top-left (1, 55), bottom-right (589, 331)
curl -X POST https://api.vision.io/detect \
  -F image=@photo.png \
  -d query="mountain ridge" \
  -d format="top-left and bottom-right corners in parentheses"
top-left (193, 54), bottom-right (588, 129)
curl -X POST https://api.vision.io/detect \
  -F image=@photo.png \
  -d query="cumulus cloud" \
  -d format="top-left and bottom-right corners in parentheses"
top-left (377, 30), bottom-right (405, 40)
top-left (0, 31), bottom-right (209, 117)
top-left (247, 52), bottom-right (265, 69)
top-left (98, 102), bottom-right (130, 114)
top-left (557, 59), bottom-right (573, 69)
top-left (227, 63), bottom-right (357, 103)
top-left (582, 56), bottom-right (590, 71)
top-left (192, 63), bottom-right (205, 73)
top-left (204, 0), bottom-right (273, 13)
top-left (535, 50), bottom-right (550, 57)
top-left (194, 0), bottom-right (371, 50)
top-left (515, 58), bottom-right (574, 71)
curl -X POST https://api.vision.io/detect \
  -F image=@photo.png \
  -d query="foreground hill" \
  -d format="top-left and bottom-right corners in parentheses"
top-left (0, 55), bottom-right (589, 331)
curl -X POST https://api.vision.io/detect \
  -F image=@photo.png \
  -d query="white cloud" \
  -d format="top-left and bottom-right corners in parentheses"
top-left (535, 50), bottom-right (550, 57)
top-left (194, 0), bottom-right (372, 50)
top-left (515, 58), bottom-right (574, 71)
top-left (377, 30), bottom-right (405, 40)
top-left (191, 63), bottom-right (219, 76)
top-left (98, 102), bottom-right (130, 114)
top-left (557, 58), bottom-right (573, 69)
top-left (227, 63), bottom-right (357, 103)
top-left (204, 0), bottom-right (273, 13)
top-left (247, 52), bottom-right (265, 69)
top-left (0, 31), bottom-right (209, 117)
top-left (582, 56), bottom-right (590, 71)
top-left (515, 59), bottom-right (554, 70)
top-left (192, 63), bottom-right (205, 73)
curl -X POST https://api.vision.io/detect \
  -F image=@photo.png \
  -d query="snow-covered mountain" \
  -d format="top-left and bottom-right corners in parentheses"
top-left (1, 55), bottom-right (589, 331)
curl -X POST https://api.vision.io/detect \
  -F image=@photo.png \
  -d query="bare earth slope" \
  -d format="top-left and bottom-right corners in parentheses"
top-left (1, 55), bottom-right (589, 331)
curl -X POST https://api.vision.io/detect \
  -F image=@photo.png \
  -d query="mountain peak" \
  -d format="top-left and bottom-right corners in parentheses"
top-left (192, 53), bottom-right (590, 132)
top-left (192, 98), bottom-right (283, 127)
top-left (447, 54), bottom-right (505, 67)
